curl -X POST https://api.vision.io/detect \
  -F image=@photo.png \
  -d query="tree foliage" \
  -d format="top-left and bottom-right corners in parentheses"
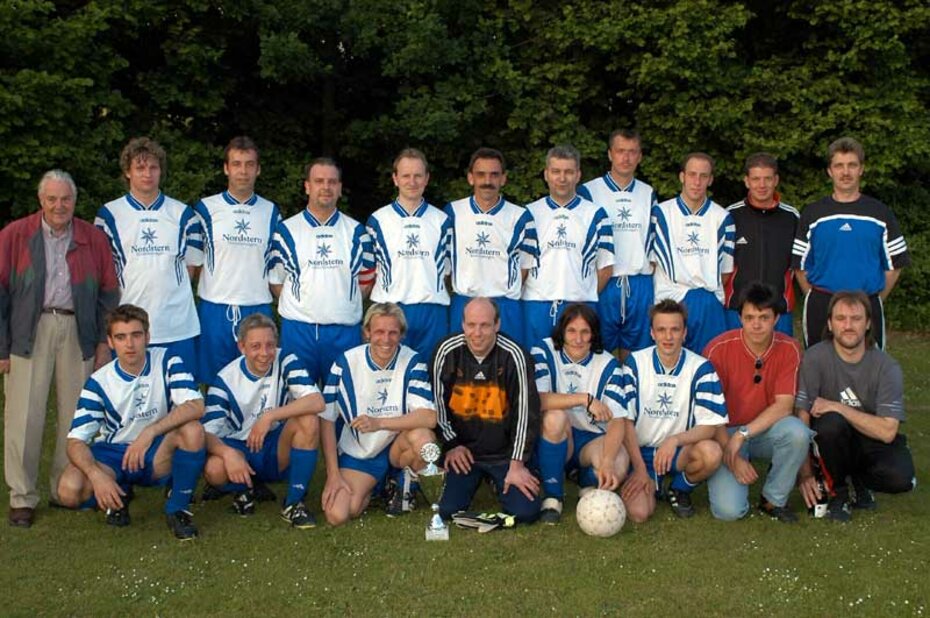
top-left (1, 0), bottom-right (928, 327)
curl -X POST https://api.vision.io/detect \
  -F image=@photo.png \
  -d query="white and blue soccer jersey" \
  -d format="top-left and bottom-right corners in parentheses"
top-left (269, 209), bottom-right (373, 325)
top-left (620, 346), bottom-right (728, 447)
top-left (202, 350), bottom-right (319, 441)
top-left (522, 196), bottom-right (615, 302)
top-left (649, 196), bottom-right (735, 303)
top-left (192, 191), bottom-right (283, 305)
top-left (367, 201), bottom-right (452, 305)
top-left (579, 175), bottom-right (656, 277)
top-left (445, 196), bottom-right (538, 299)
top-left (68, 348), bottom-right (202, 445)
top-left (322, 344), bottom-right (434, 459)
top-left (531, 338), bottom-right (630, 434)
top-left (95, 193), bottom-right (202, 343)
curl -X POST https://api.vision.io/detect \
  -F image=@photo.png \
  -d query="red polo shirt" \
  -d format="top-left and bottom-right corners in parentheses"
top-left (703, 329), bottom-right (802, 426)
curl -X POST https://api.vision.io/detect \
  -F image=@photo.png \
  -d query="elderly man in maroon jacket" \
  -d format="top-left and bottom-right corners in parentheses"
top-left (1, 170), bottom-right (119, 527)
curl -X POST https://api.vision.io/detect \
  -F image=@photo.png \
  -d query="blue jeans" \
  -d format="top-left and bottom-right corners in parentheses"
top-left (708, 416), bottom-right (813, 521)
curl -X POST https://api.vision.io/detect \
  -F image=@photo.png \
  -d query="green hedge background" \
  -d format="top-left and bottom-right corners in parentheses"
top-left (3, 0), bottom-right (928, 328)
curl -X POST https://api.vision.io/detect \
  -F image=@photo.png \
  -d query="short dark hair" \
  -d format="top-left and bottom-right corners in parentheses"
top-left (825, 290), bottom-right (874, 347)
top-left (305, 156), bottom-right (342, 181)
top-left (827, 137), bottom-right (865, 165)
top-left (551, 303), bottom-right (604, 354)
top-left (468, 147), bottom-right (506, 173)
top-left (743, 152), bottom-right (778, 175)
top-left (225, 136), bottom-right (259, 163)
top-left (608, 128), bottom-right (642, 149)
top-left (106, 304), bottom-right (150, 336)
top-left (737, 281), bottom-right (781, 316)
top-left (649, 298), bottom-right (688, 324)
top-left (680, 152), bottom-right (715, 174)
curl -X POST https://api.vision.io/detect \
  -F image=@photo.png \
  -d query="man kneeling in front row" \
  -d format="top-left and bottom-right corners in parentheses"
top-left (321, 303), bottom-right (438, 526)
top-left (619, 299), bottom-right (727, 521)
top-left (57, 304), bottom-right (206, 540)
top-left (202, 313), bottom-right (325, 528)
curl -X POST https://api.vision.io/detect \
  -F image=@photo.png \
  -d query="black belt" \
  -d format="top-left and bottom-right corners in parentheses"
top-left (42, 307), bottom-right (75, 315)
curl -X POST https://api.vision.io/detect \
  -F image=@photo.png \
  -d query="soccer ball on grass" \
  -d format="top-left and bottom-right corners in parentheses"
top-left (575, 489), bottom-right (626, 537)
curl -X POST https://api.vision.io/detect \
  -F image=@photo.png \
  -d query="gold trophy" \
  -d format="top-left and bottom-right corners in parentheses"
top-left (418, 442), bottom-right (449, 541)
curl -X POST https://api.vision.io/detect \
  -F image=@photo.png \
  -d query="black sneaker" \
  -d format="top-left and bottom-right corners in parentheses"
top-left (851, 480), bottom-right (877, 511)
top-left (385, 470), bottom-right (417, 517)
top-left (200, 483), bottom-right (228, 502)
top-left (539, 497), bottom-right (562, 525)
top-left (165, 510), bottom-right (197, 541)
top-left (166, 510), bottom-right (198, 541)
top-left (105, 487), bottom-right (133, 526)
top-left (385, 486), bottom-right (416, 517)
top-left (758, 499), bottom-right (798, 523)
top-left (667, 488), bottom-right (695, 518)
top-left (826, 496), bottom-right (852, 523)
top-left (280, 501), bottom-right (316, 529)
top-left (252, 480), bottom-right (277, 503)
top-left (229, 489), bottom-right (256, 517)
top-left (105, 505), bottom-right (131, 527)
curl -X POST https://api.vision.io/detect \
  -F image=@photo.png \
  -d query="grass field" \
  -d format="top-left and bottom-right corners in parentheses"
top-left (2, 332), bottom-right (928, 617)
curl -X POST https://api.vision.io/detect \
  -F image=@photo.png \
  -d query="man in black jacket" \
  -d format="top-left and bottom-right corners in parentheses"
top-left (431, 297), bottom-right (541, 522)
top-left (724, 153), bottom-right (799, 336)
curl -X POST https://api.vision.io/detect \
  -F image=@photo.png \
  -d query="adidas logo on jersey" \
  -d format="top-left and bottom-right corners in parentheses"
top-left (474, 371), bottom-right (486, 380)
top-left (840, 223), bottom-right (853, 231)
top-left (736, 236), bottom-right (749, 245)
top-left (840, 387), bottom-right (861, 408)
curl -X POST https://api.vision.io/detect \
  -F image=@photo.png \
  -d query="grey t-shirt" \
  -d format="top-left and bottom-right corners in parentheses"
top-left (795, 341), bottom-right (905, 421)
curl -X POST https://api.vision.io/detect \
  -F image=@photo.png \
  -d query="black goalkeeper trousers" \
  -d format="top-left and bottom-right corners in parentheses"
top-left (812, 411), bottom-right (915, 498)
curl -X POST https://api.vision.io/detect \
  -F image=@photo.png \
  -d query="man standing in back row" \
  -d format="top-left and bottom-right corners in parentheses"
top-left (95, 137), bottom-right (202, 377)
top-left (650, 153), bottom-right (735, 354)
top-left (445, 147), bottom-right (537, 347)
top-left (268, 158), bottom-right (374, 384)
top-left (725, 153), bottom-right (799, 336)
top-left (579, 129), bottom-right (657, 355)
top-left (191, 136), bottom-right (283, 381)
top-left (793, 137), bottom-right (909, 349)
top-left (368, 148), bottom-right (451, 359)
top-left (522, 145), bottom-right (614, 348)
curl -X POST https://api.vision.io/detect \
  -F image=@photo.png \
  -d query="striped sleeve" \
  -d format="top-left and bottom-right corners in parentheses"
top-left (599, 358), bottom-right (630, 420)
top-left (68, 377), bottom-right (108, 442)
top-left (690, 360), bottom-right (728, 426)
top-left (203, 383), bottom-right (232, 436)
top-left (620, 355), bottom-right (640, 422)
top-left (517, 209), bottom-right (539, 270)
top-left (530, 345), bottom-right (552, 393)
top-left (321, 356), bottom-right (354, 423)
top-left (266, 205), bottom-right (285, 285)
top-left (718, 210), bottom-right (735, 273)
top-left (593, 206), bottom-right (615, 269)
top-left (499, 337), bottom-right (535, 462)
top-left (649, 205), bottom-right (674, 279)
top-left (165, 355), bottom-right (203, 408)
top-left (282, 353), bottom-right (319, 400)
top-left (405, 356), bottom-right (435, 412)
top-left (431, 336), bottom-right (461, 445)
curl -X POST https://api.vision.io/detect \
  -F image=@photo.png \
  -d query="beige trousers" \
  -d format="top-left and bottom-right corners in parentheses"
top-left (4, 313), bottom-right (94, 508)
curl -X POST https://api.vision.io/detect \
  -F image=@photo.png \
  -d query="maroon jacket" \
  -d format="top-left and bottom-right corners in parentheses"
top-left (0, 211), bottom-right (119, 360)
